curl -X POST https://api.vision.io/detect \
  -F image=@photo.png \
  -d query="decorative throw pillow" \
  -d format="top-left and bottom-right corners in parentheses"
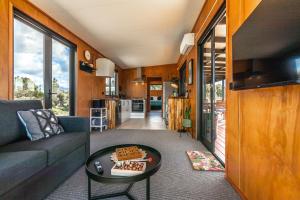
top-left (17, 109), bottom-right (64, 141)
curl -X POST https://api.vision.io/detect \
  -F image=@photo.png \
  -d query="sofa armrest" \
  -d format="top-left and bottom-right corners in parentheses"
top-left (58, 116), bottom-right (90, 133)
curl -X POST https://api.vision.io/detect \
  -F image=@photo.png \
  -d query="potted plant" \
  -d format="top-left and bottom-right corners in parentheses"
top-left (183, 106), bottom-right (192, 128)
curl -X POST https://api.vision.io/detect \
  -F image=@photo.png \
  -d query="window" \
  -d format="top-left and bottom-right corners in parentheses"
top-left (105, 72), bottom-right (118, 96)
top-left (14, 18), bottom-right (44, 101)
top-left (150, 84), bottom-right (162, 90)
top-left (13, 10), bottom-right (76, 116)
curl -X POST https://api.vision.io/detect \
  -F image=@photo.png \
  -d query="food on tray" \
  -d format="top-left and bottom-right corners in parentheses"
top-left (111, 161), bottom-right (146, 176)
top-left (115, 146), bottom-right (143, 161)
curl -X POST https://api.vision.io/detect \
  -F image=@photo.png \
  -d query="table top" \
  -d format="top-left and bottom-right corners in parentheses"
top-left (85, 144), bottom-right (161, 183)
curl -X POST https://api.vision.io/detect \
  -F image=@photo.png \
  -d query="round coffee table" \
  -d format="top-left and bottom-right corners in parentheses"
top-left (85, 144), bottom-right (161, 200)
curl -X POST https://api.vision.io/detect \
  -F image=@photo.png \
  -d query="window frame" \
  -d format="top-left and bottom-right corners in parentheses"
top-left (150, 84), bottom-right (162, 91)
top-left (13, 9), bottom-right (77, 115)
top-left (105, 72), bottom-right (118, 97)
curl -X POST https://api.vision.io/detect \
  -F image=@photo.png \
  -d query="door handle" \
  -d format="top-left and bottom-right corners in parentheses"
top-left (48, 89), bottom-right (57, 96)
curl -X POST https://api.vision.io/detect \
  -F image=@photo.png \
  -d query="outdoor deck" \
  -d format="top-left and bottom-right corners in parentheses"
top-left (215, 113), bottom-right (225, 163)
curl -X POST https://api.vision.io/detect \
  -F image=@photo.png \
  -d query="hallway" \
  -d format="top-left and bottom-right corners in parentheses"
top-left (117, 111), bottom-right (166, 130)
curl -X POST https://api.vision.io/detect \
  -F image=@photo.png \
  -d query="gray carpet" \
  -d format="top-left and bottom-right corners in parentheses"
top-left (45, 129), bottom-right (240, 200)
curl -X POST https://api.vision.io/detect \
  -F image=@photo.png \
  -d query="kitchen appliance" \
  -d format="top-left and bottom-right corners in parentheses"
top-left (162, 82), bottom-right (173, 119)
top-left (121, 100), bottom-right (131, 123)
top-left (132, 68), bottom-right (146, 84)
top-left (132, 100), bottom-right (144, 113)
top-left (91, 99), bottom-right (106, 108)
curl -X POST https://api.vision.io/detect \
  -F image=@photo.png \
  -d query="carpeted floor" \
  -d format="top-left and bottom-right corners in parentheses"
top-left (45, 129), bottom-right (240, 200)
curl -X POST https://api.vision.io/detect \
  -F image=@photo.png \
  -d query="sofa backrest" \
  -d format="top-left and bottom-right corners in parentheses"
top-left (0, 100), bottom-right (43, 146)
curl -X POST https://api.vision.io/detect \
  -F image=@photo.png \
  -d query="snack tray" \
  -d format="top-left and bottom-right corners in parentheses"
top-left (110, 149), bottom-right (147, 163)
top-left (111, 162), bottom-right (146, 176)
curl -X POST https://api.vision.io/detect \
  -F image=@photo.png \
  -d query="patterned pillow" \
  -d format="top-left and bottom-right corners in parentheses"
top-left (17, 109), bottom-right (64, 141)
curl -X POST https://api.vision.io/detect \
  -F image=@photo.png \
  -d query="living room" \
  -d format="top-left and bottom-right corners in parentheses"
top-left (0, 0), bottom-right (300, 200)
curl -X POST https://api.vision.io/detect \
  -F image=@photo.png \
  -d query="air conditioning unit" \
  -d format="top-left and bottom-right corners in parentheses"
top-left (180, 33), bottom-right (195, 55)
top-left (95, 58), bottom-right (115, 77)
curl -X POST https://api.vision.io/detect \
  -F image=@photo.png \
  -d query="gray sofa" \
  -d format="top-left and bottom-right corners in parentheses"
top-left (0, 100), bottom-right (90, 200)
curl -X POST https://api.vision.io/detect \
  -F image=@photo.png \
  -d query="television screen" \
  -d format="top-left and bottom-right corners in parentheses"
top-left (232, 49), bottom-right (300, 90)
top-left (231, 0), bottom-right (300, 90)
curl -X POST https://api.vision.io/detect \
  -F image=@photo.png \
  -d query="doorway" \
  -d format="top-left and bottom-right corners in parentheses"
top-left (198, 7), bottom-right (226, 164)
top-left (147, 77), bottom-right (163, 113)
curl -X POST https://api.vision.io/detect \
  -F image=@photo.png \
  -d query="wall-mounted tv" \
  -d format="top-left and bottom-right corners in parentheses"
top-left (231, 0), bottom-right (300, 90)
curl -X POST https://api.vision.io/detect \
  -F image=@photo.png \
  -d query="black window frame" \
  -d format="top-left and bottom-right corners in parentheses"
top-left (13, 9), bottom-right (77, 116)
top-left (179, 61), bottom-right (187, 96)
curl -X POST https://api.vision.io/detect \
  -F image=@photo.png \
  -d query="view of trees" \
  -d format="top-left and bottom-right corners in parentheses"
top-left (14, 76), bottom-right (69, 116)
top-left (14, 76), bottom-right (44, 100)
top-left (51, 78), bottom-right (69, 116)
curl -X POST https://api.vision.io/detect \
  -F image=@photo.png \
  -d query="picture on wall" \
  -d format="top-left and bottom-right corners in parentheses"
top-left (188, 59), bottom-right (193, 85)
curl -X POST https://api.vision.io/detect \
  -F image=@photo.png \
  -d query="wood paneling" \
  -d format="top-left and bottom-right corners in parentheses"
top-left (168, 97), bottom-right (190, 131)
top-left (0, 0), bottom-right (9, 99)
top-left (226, 0), bottom-right (300, 199)
top-left (176, 0), bottom-right (225, 139)
top-left (174, 0), bottom-right (300, 199)
top-left (119, 64), bottom-right (178, 99)
top-left (106, 100), bottom-right (116, 129)
top-left (0, 0), bottom-right (117, 116)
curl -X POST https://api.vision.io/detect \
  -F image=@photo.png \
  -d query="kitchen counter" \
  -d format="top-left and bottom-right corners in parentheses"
top-left (120, 99), bottom-right (146, 122)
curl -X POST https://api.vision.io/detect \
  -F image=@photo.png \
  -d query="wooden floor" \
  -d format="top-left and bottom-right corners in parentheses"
top-left (117, 111), bottom-right (167, 130)
top-left (215, 114), bottom-right (225, 163)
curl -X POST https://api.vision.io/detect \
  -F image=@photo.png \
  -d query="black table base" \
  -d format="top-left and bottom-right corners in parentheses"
top-left (88, 177), bottom-right (150, 200)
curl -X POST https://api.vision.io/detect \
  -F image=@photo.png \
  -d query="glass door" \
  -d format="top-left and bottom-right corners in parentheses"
top-left (51, 39), bottom-right (72, 115)
top-left (198, 9), bottom-right (226, 164)
top-left (200, 34), bottom-right (215, 151)
top-left (13, 10), bottom-right (75, 116)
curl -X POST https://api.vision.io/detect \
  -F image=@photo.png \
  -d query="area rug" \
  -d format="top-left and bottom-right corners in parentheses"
top-left (186, 150), bottom-right (225, 171)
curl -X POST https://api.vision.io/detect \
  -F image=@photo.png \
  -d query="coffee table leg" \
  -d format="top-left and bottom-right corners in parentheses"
top-left (88, 178), bottom-right (91, 200)
top-left (146, 177), bottom-right (150, 200)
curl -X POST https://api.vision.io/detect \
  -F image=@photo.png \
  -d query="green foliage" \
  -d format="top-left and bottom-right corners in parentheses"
top-left (14, 76), bottom-right (69, 116)
top-left (184, 106), bottom-right (191, 119)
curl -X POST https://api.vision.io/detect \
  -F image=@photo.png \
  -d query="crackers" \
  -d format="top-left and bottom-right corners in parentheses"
top-left (116, 146), bottom-right (143, 161)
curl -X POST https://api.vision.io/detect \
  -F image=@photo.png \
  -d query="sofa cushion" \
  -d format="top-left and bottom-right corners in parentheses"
top-left (0, 132), bottom-right (87, 165)
top-left (0, 151), bottom-right (47, 196)
top-left (17, 109), bottom-right (64, 141)
top-left (0, 100), bottom-right (43, 146)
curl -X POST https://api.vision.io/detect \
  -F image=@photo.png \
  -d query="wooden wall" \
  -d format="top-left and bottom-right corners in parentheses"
top-left (176, 0), bottom-right (300, 199)
top-left (226, 0), bottom-right (300, 199)
top-left (119, 64), bottom-right (178, 99)
top-left (176, 0), bottom-right (225, 138)
top-left (0, 0), bottom-right (117, 116)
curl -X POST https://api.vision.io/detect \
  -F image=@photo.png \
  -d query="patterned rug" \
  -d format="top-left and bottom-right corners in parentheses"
top-left (187, 150), bottom-right (225, 171)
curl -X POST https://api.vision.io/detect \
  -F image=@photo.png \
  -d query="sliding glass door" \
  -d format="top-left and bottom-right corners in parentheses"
top-left (13, 10), bottom-right (75, 115)
top-left (51, 39), bottom-right (73, 115)
top-left (198, 8), bottom-right (226, 164)
top-left (200, 35), bottom-right (214, 150)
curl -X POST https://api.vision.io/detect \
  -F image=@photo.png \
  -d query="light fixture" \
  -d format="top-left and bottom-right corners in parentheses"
top-left (171, 82), bottom-right (178, 89)
top-left (170, 77), bottom-right (179, 89)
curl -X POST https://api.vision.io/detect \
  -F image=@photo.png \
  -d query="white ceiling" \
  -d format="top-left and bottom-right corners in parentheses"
top-left (29, 0), bottom-right (206, 68)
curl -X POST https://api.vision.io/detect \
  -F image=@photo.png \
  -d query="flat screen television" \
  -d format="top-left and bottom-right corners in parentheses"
top-left (231, 0), bottom-right (300, 90)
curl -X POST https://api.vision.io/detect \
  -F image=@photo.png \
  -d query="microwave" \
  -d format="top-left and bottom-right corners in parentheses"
top-left (91, 99), bottom-right (106, 108)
